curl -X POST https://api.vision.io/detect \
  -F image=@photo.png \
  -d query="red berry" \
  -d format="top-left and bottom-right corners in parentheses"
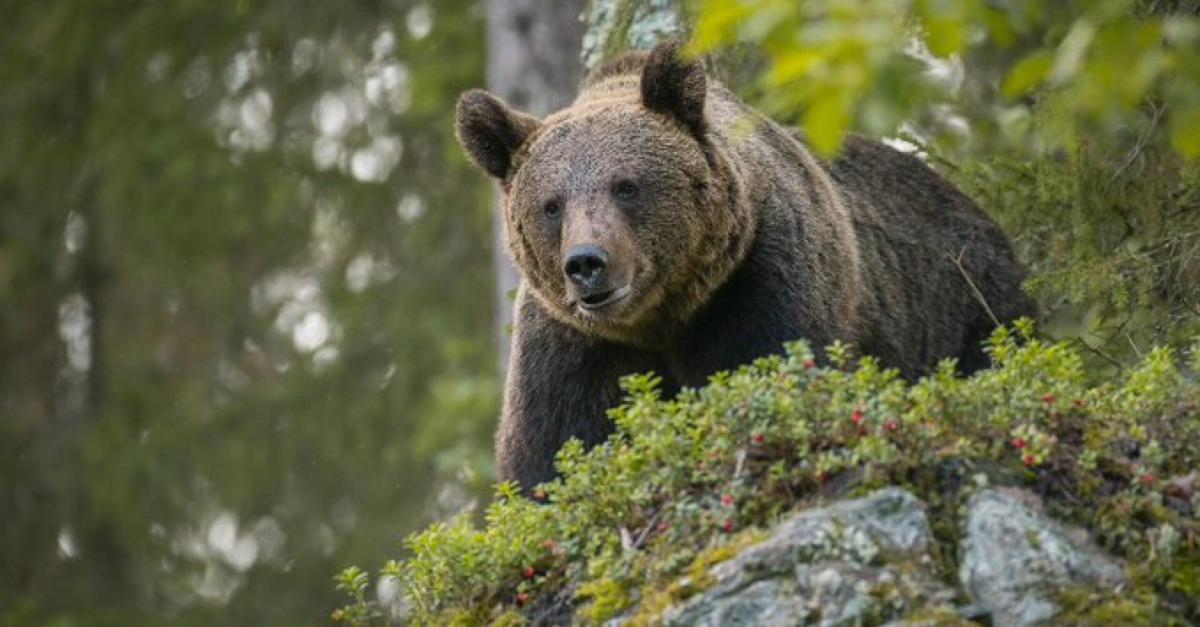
top-left (722, 520), bottom-right (734, 533)
top-left (1042, 393), bottom-right (1057, 405)
top-left (751, 433), bottom-right (765, 444)
top-left (1141, 473), bottom-right (1158, 487)
top-left (523, 566), bottom-right (536, 579)
top-left (721, 494), bottom-right (734, 507)
top-left (804, 359), bottom-right (816, 370)
top-left (851, 409), bottom-right (865, 425)
top-left (1022, 453), bottom-right (1037, 467)
top-left (1011, 438), bottom-right (1028, 450)
top-left (516, 592), bottom-right (529, 606)
top-left (656, 520), bottom-right (670, 534)
top-left (883, 420), bottom-right (899, 432)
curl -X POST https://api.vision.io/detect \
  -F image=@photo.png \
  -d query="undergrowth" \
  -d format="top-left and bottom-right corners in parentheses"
top-left (335, 321), bottom-right (1200, 625)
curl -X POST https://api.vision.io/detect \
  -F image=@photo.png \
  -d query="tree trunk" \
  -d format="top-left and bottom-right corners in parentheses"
top-left (580, 0), bottom-right (686, 74)
top-left (486, 0), bottom-right (587, 375)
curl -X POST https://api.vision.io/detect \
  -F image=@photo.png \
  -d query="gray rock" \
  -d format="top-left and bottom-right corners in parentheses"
top-left (662, 488), bottom-right (955, 626)
top-left (959, 488), bottom-right (1127, 626)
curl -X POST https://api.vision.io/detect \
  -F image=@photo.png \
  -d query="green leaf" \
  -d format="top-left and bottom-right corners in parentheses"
top-left (918, 0), bottom-right (969, 57)
top-left (1003, 50), bottom-right (1054, 99)
top-left (804, 93), bottom-right (851, 156)
top-left (924, 16), bottom-right (967, 57)
top-left (1170, 105), bottom-right (1200, 158)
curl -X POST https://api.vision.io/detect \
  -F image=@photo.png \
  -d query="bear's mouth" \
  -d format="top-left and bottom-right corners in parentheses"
top-left (578, 285), bottom-right (631, 312)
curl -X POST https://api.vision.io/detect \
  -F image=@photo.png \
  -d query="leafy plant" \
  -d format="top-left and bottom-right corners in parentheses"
top-left (693, 0), bottom-right (1200, 158)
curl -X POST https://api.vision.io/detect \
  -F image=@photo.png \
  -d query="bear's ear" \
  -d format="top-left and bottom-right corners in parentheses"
top-left (455, 89), bottom-right (541, 179)
top-left (640, 41), bottom-right (706, 138)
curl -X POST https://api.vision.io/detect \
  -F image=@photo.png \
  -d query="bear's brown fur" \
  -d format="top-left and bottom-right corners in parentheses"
top-left (456, 42), bottom-right (1036, 491)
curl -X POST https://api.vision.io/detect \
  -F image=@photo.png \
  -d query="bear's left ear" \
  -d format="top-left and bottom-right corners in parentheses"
top-left (455, 89), bottom-right (541, 180)
top-left (640, 41), bottom-right (706, 139)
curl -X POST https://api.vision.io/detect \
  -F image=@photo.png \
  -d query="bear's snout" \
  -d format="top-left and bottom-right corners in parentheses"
top-left (564, 244), bottom-right (609, 290)
top-left (559, 203), bottom-right (638, 314)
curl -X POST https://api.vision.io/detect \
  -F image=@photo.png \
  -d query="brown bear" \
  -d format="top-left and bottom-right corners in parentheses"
top-left (455, 41), bottom-right (1036, 491)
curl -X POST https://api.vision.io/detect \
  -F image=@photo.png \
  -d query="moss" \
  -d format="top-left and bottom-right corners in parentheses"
top-left (576, 577), bottom-right (633, 623)
top-left (1156, 555), bottom-right (1200, 618)
top-left (898, 605), bottom-right (977, 626)
top-left (1025, 528), bottom-right (1043, 550)
top-left (489, 610), bottom-right (526, 627)
top-left (1054, 587), bottom-right (1175, 626)
top-left (431, 607), bottom-right (492, 626)
top-left (684, 531), bottom-right (764, 591)
top-left (625, 529), bottom-right (764, 625)
top-left (581, 0), bottom-right (688, 73)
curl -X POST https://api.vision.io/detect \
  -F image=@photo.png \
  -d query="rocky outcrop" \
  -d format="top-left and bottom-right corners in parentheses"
top-left (661, 488), bottom-right (952, 626)
top-left (959, 488), bottom-right (1127, 625)
top-left (636, 487), bottom-right (1136, 626)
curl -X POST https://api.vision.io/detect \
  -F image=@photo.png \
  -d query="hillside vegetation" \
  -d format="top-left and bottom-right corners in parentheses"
top-left (336, 324), bottom-right (1200, 624)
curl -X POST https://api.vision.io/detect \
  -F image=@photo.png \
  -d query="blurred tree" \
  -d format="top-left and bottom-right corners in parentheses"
top-left (1, 1), bottom-right (500, 624)
top-left (485, 0), bottom-right (587, 374)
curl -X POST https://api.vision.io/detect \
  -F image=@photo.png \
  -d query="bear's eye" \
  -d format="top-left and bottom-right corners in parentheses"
top-left (543, 199), bottom-right (563, 219)
top-left (612, 180), bottom-right (639, 201)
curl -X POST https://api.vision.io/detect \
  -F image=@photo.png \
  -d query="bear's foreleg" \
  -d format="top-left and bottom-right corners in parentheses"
top-left (498, 293), bottom-right (667, 492)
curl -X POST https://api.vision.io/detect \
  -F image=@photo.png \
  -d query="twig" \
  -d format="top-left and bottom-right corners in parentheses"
top-left (947, 247), bottom-right (1001, 328)
top-left (1074, 337), bottom-right (1125, 371)
top-left (625, 509), bottom-right (665, 553)
top-left (1105, 101), bottom-right (1163, 191)
top-left (1125, 333), bottom-right (1144, 359)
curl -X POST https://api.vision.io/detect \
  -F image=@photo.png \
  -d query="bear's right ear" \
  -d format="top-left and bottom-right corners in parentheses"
top-left (455, 89), bottom-right (541, 180)
top-left (641, 41), bottom-right (707, 139)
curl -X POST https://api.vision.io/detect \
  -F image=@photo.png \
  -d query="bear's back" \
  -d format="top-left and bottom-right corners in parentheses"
top-left (829, 136), bottom-right (1036, 375)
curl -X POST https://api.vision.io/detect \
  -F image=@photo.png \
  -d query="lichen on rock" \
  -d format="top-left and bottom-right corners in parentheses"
top-left (580, 0), bottom-right (685, 73)
top-left (959, 488), bottom-right (1127, 626)
top-left (659, 489), bottom-right (956, 626)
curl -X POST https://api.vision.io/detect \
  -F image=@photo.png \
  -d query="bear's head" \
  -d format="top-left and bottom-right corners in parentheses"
top-left (455, 41), bottom-right (752, 346)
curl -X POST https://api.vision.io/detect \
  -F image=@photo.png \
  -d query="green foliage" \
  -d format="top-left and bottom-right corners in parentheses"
top-left (342, 325), bottom-right (1200, 624)
top-left (692, 0), bottom-right (1200, 158)
top-left (332, 567), bottom-right (372, 625)
top-left (942, 138), bottom-right (1200, 364)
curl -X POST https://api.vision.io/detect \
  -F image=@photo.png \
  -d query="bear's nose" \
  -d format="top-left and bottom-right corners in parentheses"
top-left (563, 244), bottom-right (608, 288)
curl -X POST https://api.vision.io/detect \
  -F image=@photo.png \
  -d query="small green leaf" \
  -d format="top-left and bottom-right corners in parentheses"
top-left (1003, 50), bottom-right (1054, 99)
top-left (918, 0), bottom-right (969, 56)
top-left (1170, 105), bottom-right (1200, 158)
top-left (804, 94), bottom-right (851, 156)
top-left (924, 17), bottom-right (967, 57)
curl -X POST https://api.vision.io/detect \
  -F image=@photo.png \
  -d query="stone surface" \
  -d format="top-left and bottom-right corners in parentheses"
top-left (959, 488), bottom-right (1127, 626)
top-left (662, 488), bottom-right (955, 626)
